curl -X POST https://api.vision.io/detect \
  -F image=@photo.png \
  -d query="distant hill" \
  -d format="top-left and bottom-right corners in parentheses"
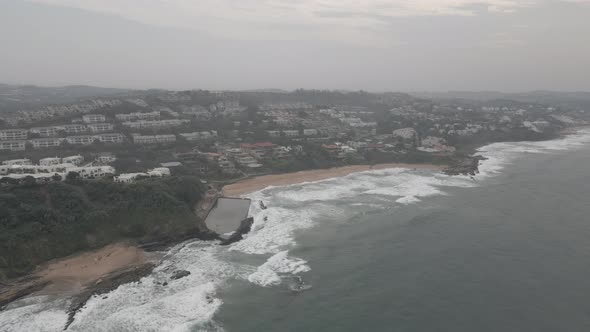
top-left (411, 91), bottom-right (590, 110)
top-left (0, 84), bottom-right (130, 112)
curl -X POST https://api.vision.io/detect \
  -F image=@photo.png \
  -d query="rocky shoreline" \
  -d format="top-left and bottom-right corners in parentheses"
top-left (0, 154), bottom-right (483, 323)
top-left (443, 155), bottom-right (487, 176)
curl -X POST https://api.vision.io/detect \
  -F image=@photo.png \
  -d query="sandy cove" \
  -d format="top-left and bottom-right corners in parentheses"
top-left (37, 243), bottom-right (151, 295)
top-left (223, 163), bottom-right (445, 197)
top-left (0, 243), bottom-right (152, 306)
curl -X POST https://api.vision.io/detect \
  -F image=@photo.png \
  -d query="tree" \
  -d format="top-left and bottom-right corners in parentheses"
top-left (66, 171), bottom-right (80, 182)
top-left (52, 173), bottom-right (62, 182)
top-left (22, 176), bottom-right (36, 187)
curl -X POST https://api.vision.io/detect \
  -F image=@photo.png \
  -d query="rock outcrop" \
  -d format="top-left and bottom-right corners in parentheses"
top-left (219, 217), bottom-right (254, 246)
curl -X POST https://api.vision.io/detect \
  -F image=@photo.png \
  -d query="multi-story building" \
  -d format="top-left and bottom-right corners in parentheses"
top-left (30, 138), bottom-right (64, 149)
top-left (95, 153), bottom-right (116, 164)
top-left (303, 129), bottom-right (318, 136)
top-left (2, 159), bottom-right (32, 166)
top-left (87, 123), bottom-right (114, 133)
top-left (95, 133), bottom-right (125, 144)
top-left (66, 135), bottom-right (96, 145)
top-left (40, 157), bottom-right (62, 166)
top-left (62, 124), bottom-right (87, 134)
top-left (62, 155), bottom-right (84, 166)
top-left (0, 141), bottom-right (26, 151)
top-left (179, 131), bottom-right (218, 141)
top-left (0, 129), bottom-right (28, 141)
top-left (132, 134), bottom-right (176, 144)
top-left (283, 130), bottom-right (300, 137)
top-left (30, 126), bottom-right (61, 137)
top-left (122, 119), bottom-right (189, 129)
top-left (82, 114), bottom-right (106, 124)
top-left (115, 111), bottom-right (160, 122)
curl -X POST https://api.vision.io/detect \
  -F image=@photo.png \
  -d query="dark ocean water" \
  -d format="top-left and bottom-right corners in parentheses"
top-left (216, 138), bottom-right (590, 332)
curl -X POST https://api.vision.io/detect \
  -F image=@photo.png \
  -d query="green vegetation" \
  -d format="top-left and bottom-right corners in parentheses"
top-left (0, 176), bottom-right (206, 281)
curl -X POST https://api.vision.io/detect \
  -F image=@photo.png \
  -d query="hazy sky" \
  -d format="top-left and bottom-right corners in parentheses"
top-left (1, 0), bottom-right (589, 91)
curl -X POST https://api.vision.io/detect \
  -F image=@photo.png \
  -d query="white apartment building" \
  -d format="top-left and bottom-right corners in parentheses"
top-left (95, 133), bottom-right (125, 144)
top-left (62, 155), bottom-right (84, 166)
top-left (30, 138), bottom-right (64, 149)
top-left (0, 129), bottom-right (28, 141)
top-left (267, 130), bottom-right (281, 137)
top-left (115, 167), bottom-right (171, 183)
top-left (40, 157), bottom-right (62, 166)
top-left (30, 126), bottom-right (61, 137)
top-left (82, 114), bottom-right (106, 124)
top-left (2, 159), bottom-right (32, 166)
top-left (303, 129), bottom-right (318, 136)
top-left (132, 134), bottom-right (176, 144)
top-left (66, 135), bottom-right (96, 145)
top-left (95, 153), bottom-right (116, 164)
top-left (87, 123), bottom-right (114, 133)
top-left (115, 111), bottom-right (160, 122)
top-left (283, 130), bottom-right (300, 137)
top-left (0, 141), bottom-right (26, 151)
top-left (62, 124), bottom-right (87, 134)
top-left (122, 119), bottom-right (189, 129)
top-left (179, 131), bottom-right (218, 141)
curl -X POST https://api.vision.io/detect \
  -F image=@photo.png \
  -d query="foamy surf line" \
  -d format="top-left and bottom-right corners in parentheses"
top-left (2, 129), bottom-right (590, 332)
top-left (475, 128), bottom-right (590, 177)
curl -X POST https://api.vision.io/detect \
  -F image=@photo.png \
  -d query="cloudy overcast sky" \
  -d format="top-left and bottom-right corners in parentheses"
top-left (1, 0), bottom-right (589, 91)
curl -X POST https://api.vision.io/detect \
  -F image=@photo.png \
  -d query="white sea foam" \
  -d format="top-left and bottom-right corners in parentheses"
top-left (476, 128), bottom-right (590, 177)
top-left (0, 296), bottom-right (69, 332)
top-left (65, 242), bottom-right (249, 332)
top-left (247, 251), bottom-right (311, 287)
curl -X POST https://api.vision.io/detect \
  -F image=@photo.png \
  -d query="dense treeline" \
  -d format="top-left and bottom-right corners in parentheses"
top-left (0, 176), bottom-right (206, 281)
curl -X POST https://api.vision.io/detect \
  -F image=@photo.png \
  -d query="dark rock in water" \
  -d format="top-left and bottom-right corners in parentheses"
top-left (444, 155), bottom-right (487, 176)
top-left (170, 270), bottom-right (191, 280)
top-left (219, 217), bottom-right (254, 246)
top-left (162, 282), bottom-right (168, 286)
top-left (260, 201), bottom-right (267, 210)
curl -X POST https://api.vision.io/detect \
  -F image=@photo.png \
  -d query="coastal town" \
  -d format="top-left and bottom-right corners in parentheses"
top-left (2, 88), bottom-right (588, 184)
top-left (1, 87), bottom-right (590, 315)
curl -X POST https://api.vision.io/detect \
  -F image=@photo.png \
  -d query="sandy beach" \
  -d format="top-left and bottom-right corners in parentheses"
top-left (37, 243), bottom-right (149, 294)
top-left (223, 163), bottom-right (445, 197)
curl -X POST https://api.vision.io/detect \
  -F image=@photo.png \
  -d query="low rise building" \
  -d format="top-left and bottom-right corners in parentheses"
top-left (30, 138), bottom-right (64, 149)
top-left (115, 111), bottom-right (160, 122)
top-left (2, 159), bottom-right (32, 166)
top-left (122, 119), bottom-right (189, 129)
top-left (87, 123), bottom-right (114, 133)
top-left (62, 124), bottom-right (87, 134)
top-left (30, 126), bottom-right (61, 137)
top-left (132, 134), bottom-right (176, 144)
top-left (114, 167), bottom-right (171, 183)
top-left (0, 141), bottom-right (26, 151)
top-left (39, 157), bottom-right (62, 166)
top-left (83, 114), bottom-right (107, 123)
top-left (179, 131), bottom-right (218, 141)
top-left (0, 129), bottom-right (28, 141)
top-left (66, 135), bottom-right (96, 145)
top-left (95, 133), bottom-right (125, 144)
top-left (62, 155), bottom-right (84, 166)
top-left (95, 153), bottom-right (116, 164)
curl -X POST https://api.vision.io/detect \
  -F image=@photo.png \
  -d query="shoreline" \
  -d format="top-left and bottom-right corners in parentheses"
top-left (222, 163), bottom-right (446, 197)
top-left (0, 243), bottom-right (153, 308)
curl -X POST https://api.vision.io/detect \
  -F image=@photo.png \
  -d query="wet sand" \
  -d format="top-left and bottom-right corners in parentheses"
top-left (223, 163), bottom-right (445, 197)
top-left (38, 243), bottom-right (149, 294)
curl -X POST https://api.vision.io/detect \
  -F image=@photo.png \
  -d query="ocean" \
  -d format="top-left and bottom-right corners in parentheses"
top-left (2, 129), bottom-right (590, 332)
